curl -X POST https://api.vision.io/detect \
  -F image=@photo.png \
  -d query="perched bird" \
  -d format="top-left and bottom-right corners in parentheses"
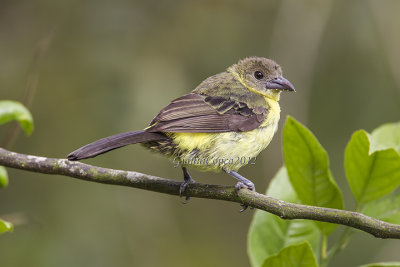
top-left (67, 57), bottom-right (295, 207)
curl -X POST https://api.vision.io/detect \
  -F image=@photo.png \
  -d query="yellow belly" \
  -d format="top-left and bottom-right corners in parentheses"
top-left (170, 97), bottom-right (280, 172)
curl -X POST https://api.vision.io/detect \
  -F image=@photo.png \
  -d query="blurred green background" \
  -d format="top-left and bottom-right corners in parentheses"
top-left (1, 0), bottom-right (400, 266)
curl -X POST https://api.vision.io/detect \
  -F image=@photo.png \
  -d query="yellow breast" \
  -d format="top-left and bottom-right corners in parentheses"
top-left (170, 96), bottom-right (281, 172)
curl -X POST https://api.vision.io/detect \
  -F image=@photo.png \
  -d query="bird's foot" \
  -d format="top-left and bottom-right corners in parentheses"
top-left (234, 181), bottom-right (255, 194)
top-left (179, 181), bottom-right (194, 203)
top-left (234, 180), bottom-right (256, 213)
top-left (180, 167), bottom-right (196, 203)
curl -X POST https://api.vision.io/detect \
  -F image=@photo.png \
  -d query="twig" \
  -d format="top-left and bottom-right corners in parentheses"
top-left (2, 30), bottom-right (54, 148)
top-left (1, 147), bottom-right (400, 239)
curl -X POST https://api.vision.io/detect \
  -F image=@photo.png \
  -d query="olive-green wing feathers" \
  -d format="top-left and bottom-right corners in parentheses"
top-left (147, 93), bottom-right (268, 133)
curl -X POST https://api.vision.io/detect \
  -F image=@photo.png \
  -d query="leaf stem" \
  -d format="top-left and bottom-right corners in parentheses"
top-left (321, 234), bottom-right (328, 264)
top-left (322, 227), bottom-right (354, 266)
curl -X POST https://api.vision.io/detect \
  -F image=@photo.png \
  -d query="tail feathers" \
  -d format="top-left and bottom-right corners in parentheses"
top-left (67, 130), bottom-right (168, 161)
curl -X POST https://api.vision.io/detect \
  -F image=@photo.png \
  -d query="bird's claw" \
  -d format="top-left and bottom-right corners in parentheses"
top-left (179, 181), bottom-right (188, 196)
top-left (180, 167), bottom-right (196, 203)
top-left (179, 182), bottom-right (192, 203)
top-left (235, 182), bottom-right (246, 194)
top-left (235, 182), bottom-right (255, 212)
top-left (239, 204), bottom-right (249, 212)
top-left (234, 181), bottom-right (255, 193)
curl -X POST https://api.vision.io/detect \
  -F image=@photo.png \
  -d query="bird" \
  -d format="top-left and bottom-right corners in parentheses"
top-left (67, 57), bottom-right (295, 209)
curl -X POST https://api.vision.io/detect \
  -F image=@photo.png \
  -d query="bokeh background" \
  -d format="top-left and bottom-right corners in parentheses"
top-left (1, 0), bottom-right (400, 266)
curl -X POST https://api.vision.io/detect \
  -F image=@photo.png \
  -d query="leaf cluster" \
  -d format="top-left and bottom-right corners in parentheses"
top-left (248, 117), bottom-right (400, 267)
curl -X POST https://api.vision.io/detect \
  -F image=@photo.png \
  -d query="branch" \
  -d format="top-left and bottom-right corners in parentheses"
top-left (1, 147), bottom-right (400, 239)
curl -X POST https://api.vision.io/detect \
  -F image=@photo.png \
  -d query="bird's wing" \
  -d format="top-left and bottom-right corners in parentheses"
top-left (146, 93), bottom-right (268, 133)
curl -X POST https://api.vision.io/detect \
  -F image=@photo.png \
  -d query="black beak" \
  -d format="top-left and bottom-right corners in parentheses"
top-left (265, 76), bottom-right (296, 92)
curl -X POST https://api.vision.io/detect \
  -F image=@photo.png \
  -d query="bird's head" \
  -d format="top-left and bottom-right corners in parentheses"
top-left (228, 57), bottom-right (295, 100)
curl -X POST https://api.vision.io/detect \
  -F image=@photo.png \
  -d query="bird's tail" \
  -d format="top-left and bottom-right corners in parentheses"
top-left (67, 130), bottom-right (168, 161)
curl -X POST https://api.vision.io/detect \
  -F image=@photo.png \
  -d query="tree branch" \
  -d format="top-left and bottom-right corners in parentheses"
top-left (1, 147), bottom-right (400, 239)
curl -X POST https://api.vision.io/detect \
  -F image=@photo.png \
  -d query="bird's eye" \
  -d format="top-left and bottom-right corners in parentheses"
top-left (254, 71), bottom-right (264, 80)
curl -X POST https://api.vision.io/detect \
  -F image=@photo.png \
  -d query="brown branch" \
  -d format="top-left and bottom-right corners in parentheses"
top-left (1, 147), bottom-right (400, 239)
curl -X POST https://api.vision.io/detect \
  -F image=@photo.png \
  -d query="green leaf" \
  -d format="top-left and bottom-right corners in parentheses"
top-left (359, 263), bottom-right (400, 267)
top-left (0, 218), bottom-right (13, 234)
top-left (261, 242), bottom-right (318, 267)
top-left (0, 100), bottom-right (34, 135)
top-left (248, 168), bottom-right (320, 267)
top-left (362, 192), bottom-right (400, 224)
top-left (370, 122), bottom-right (400, 154)
top-left (0, 166), bottom-right (8, 188)
top-left (283, 116), bottom-right (343, 234)
top-left (345, 130), bottom-right (400, 206)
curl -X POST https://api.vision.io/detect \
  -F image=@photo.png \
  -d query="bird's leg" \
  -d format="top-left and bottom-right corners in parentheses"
top-left (225, 170), bottom-right (255, 212)
top-left (179, 167), bottom-right (196, 203)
